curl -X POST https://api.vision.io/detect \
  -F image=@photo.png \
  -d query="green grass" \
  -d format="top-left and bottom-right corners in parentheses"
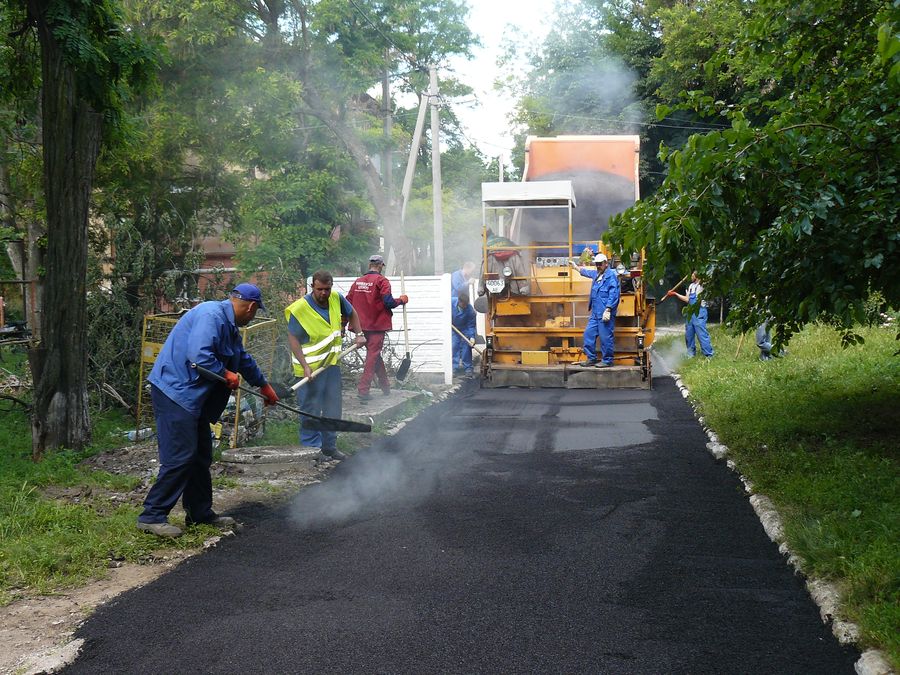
top-left (0, 404), bottom-right (224, 606)
top-left (662, 324), bottom-right (899, 665)
top-left (0, 358), bottom-right (436, 606)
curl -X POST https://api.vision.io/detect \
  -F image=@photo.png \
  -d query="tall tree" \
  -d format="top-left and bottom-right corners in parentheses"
top-left (260, 0), bottom-right (475, 270)
top-left (5, 0), bottom-right (156, 457)
top-left (606, 0), bottom-right (899, 344)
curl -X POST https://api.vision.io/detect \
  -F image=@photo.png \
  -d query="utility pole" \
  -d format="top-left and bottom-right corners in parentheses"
top-left (382, 49), bottom-right (393, 201)
top-left (498, 155), bottom-right (505, 234)
top-left (429, 65), bottom-right (444, 274)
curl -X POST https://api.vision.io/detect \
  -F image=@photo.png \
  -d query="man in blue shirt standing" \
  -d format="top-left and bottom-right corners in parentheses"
top-left (570, 253), bottom-right (620, 367)
top-left (138, 283), bottom-right (279, 538)
top-left (450, 261), bottom-right (476, 299)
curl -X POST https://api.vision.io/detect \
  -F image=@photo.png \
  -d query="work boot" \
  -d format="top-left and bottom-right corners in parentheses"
top-left (137, 521), bottom-right (183, 538)
top-left (577, 358), bottom-right (598, 367)
top-left (381, 386), bottom-right (391, 396)
top-left (595, 362), bottom-right (612, 368)
top-left (322, 448), bottom-right (347, 461)
top-left (358, 392), bottom-right (372, 401)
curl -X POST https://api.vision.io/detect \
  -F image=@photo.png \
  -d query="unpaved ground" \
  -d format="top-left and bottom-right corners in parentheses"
top-left (0, 440), bottom-right (332, 675)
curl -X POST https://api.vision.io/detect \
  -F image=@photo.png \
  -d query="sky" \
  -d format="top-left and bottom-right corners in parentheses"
top-left (444, 0), bottom-right (556, 163)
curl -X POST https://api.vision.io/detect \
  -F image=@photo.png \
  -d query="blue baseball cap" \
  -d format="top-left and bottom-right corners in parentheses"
top-left (231, 283), bottom-right (265, 310)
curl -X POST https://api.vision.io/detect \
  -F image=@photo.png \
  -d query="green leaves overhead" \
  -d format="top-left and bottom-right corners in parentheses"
top-left (604, 0), bottom-right (899, 344)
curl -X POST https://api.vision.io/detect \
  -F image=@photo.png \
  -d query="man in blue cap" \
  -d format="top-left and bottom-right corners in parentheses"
top-left (137, 283), bottom-right (279, 537)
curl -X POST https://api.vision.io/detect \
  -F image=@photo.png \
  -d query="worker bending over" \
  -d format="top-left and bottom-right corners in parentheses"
top-left (138, 283), bottom-right (279, 538)
top-left (452, 291), bottom-right (477, 375)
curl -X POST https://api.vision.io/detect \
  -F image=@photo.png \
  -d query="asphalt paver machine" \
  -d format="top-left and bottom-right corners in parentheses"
top-left (477, 135), bottom-right (656, 388)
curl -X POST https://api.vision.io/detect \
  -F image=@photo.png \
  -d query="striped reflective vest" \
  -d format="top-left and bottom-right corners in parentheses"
top-left (284, 293), bottom-right (343, 376)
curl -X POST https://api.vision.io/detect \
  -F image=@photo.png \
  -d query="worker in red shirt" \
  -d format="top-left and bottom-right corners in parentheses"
top-left (346, 254), bottom-right (408, 401)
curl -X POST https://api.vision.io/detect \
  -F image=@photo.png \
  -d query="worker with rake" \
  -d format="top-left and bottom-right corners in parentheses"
top-left (668, 270), bottom-right (715, 358)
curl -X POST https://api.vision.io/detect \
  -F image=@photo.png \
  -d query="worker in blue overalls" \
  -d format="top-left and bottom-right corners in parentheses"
top-left (668, 270), bottom-right (715, 358)
top-left (570, 253), bottom-right (620, 367)
top-left (451, 290), bottom-right (477, 375)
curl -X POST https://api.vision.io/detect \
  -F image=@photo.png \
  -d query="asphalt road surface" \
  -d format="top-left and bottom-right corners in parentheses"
top-left (65, 375), bottom-right (858, 674)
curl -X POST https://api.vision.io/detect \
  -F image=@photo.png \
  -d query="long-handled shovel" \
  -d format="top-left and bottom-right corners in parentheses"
top-left (451, 324), bottom-right (485, 355)
top-left (289, 344), bottom-right (362, 392)
top-left (396, 271), bottom-right (412, 381)
top-left (658, 273), bottom-right (690, 304)
top-left (192, 364), bottom-right (371, 433)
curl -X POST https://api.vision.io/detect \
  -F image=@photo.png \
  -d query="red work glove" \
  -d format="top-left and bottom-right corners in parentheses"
top-left (223, 370), bottom-right (240, 390)
top-left (398, 295), bottom-right (409, 305)
top-left (665, 290), bottom-right (675, 298)
top-left (259, 383), bottom-right (279, 406)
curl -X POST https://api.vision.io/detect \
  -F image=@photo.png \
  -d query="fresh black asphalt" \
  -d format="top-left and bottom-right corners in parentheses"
top-left (65, 375), bottom-right (858, 674)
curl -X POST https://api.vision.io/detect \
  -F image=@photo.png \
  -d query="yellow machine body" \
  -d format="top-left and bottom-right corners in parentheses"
top-left (478, 136), bottom-right (656, 388)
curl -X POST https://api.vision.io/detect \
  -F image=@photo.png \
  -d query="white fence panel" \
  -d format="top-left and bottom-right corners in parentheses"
top-left (332, 274), bottom-right (453, 384)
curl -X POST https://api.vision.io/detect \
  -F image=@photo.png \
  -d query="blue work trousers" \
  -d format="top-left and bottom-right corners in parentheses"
top-left (452, 332), bottom-right (473, 372)
top-left (139, 385), bottom-right (215, 524)
top-left (583, 311), bottom-right (616, 364)
top-left (296, 365), bottom-right (342, 451)
top-left (685, 307), bottom-right (714, 357)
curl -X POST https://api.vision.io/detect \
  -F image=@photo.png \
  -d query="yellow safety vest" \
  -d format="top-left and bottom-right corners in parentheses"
top-left (284, 293), bottom-right (343, 376)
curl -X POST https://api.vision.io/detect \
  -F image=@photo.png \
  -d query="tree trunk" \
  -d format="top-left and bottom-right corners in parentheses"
top-left (28, 0), bottom-right (102, 458)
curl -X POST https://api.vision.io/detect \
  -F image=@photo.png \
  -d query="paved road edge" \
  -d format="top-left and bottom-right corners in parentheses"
top-left (654, 352), bottom-right (894, 675)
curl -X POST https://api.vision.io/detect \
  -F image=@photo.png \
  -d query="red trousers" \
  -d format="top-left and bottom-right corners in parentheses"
top-left (359, 330), bottom-right (390, 395)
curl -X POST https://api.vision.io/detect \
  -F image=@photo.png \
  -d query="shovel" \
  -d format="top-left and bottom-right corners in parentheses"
top-left (658, 273), bottom-right (689, 304)
top-left (451, 324), bottom-right (485, 355)
top-left (396, 271), bottom-right (412, 380)
top-left (192, 364), bottom-right (371, 433)
top-left (290, 344), bottom-right (362, 392)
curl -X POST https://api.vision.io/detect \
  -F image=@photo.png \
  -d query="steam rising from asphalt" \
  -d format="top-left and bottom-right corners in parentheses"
top-left (288, 433), bottom-right (452, 530)
top-left (652, 334), bottom-right (687, 375)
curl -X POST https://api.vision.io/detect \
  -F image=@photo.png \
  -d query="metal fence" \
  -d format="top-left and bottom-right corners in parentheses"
top-left (136, 313), bottom-right (278, 448)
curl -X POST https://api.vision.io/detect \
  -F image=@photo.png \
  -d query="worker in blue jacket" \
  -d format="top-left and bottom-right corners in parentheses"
top-left (570, 253), bottom-right (620, 367)
top-left (451, 290), bottom-right (477, 375)
top-left (668, 270), bottom-right (714, 358)
top-left (138, 283), bottom-right (279, 538)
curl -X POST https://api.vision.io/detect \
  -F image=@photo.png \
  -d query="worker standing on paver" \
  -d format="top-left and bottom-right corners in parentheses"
top-left (137, 283), bottom-right (280, 538)
top-left (570, 253), bottom-right (620, 367)
top-left (668, 270), bottom-right (715, 358)
top-left (285, 270), bottom-right (366, 461)
top-left (451, 290), bottom-right (477, 375)
top-left (347, 254), bottom-right (408, 401)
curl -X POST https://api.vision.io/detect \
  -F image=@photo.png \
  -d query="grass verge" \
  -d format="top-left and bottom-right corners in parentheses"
top-left (660, 323), bottom-right (899, 666)
top-left (0, 396), bottom-right (233, 606)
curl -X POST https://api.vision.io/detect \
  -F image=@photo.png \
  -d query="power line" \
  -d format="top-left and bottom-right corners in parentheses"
top-left (543, 109), bottom-right (730, 131)
top-left (345, 0), bottom-right (422, 74)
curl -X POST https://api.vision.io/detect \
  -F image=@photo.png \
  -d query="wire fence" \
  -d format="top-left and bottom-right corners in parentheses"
top-left (136, 314), bottom-right (278, 448)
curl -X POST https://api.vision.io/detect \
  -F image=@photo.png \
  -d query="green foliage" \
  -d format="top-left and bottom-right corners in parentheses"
top-left (648, 0), bottom-right (747, 102)
top-left (607, 0), bottom-right (900, 343)
top-left (42, 0), bottom-right (159, 123)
